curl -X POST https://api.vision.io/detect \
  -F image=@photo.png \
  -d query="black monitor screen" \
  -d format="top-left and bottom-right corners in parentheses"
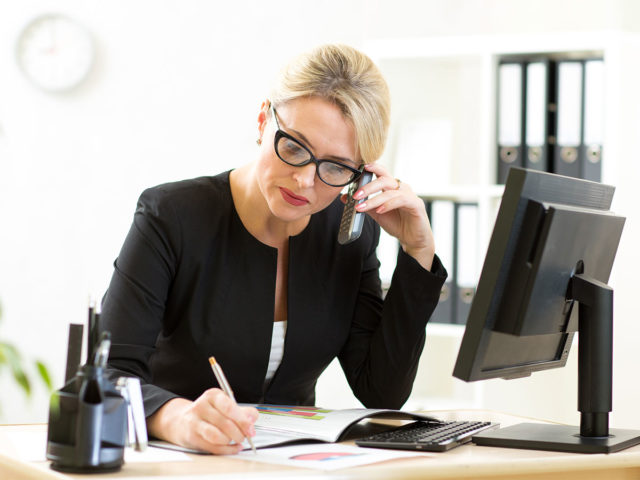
top-left (453, 167), bottom-right (621, 382)
top-left (451, 167), bottom-right (640, 453)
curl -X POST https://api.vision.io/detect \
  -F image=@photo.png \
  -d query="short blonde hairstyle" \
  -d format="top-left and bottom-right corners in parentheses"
top-left (270, 44), bottom-right (390, 165)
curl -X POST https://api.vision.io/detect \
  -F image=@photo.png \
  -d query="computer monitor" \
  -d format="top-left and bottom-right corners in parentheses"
top-left (452, 167), bottom-right (640, 453)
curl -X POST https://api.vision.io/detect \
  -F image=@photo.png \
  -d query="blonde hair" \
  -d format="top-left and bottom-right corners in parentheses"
top-left (270, 44), bottom-right (390, 164)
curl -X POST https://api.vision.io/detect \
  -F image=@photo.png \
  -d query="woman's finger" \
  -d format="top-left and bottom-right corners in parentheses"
top-left (355, 186), bottom-right (419, 214)
top-left (193, 421), bottom-right (245, 455)
top-left (200, 389), bottom-right (256, 445)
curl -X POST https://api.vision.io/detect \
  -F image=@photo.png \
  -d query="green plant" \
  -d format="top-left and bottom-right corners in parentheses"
top-left (0, 301), bottom-right (53, 401)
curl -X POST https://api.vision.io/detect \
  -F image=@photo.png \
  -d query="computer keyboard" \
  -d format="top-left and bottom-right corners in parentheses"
top-left (355, 420), bottom-right (498, 452)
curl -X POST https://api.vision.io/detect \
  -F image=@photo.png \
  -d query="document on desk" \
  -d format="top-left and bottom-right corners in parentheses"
top-left (119, 473), bottom-right (350, 480)
top-left (231, 443), bottom-right (428, 471)
top-left (248, 405), bottom-right (435, 448)
top-left (150, 405), bottom-right (436, 453)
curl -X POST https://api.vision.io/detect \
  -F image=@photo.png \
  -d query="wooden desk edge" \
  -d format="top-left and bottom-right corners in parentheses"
top-left (2, 413), bottom-right (640, 480)
top-left (0, 450), bottom-right (67, 480)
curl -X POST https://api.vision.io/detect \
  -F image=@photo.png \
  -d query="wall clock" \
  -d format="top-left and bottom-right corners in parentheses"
top-left (15, 14), bottom-right (95, 92)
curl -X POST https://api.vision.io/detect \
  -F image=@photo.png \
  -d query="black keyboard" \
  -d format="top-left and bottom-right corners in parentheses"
top-left (355, 420), bottom-right (498, 452)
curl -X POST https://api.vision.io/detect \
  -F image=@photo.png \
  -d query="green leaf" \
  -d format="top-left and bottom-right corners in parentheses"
top-left (13, 369), bottom-right (31, 395)
top-left (0, 341), bottom-right (31, 396)
top-left (35, 360), bottom-right (53, 391)
top-left (0, 301), bottom-right (53, 399)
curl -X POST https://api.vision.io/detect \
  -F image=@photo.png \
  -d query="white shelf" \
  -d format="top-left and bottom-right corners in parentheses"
top-left (418, 184), bottom-right (504, 202)
top-left (426, 322), bottom-right (465, 338)
top-left (368, 30), bottom-right (640, 423)
top-left (365, 31), bottom-right (640, 59)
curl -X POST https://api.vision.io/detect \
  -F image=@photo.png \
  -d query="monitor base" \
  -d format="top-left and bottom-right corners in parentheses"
top-left (472, 422), bottom-right (640, 454)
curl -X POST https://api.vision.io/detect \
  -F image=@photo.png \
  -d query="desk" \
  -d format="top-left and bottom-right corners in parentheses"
top-left (2, 411), bottom-right (640, 480)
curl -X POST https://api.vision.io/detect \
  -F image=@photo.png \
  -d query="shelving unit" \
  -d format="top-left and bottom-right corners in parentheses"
top-left (365, 31), bottom-right (640, 423)
top-left (367, 31), bottom-right (640, 189)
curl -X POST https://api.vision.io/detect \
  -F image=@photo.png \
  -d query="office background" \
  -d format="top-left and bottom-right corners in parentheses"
top-left (1, 0), bottom-right (639, 430)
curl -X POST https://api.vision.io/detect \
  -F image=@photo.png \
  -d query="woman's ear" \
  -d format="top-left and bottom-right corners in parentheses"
top-left (257, 99), bottom-right (270, 140)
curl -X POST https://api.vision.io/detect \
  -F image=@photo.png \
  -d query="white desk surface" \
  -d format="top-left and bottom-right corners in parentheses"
top-left (2, 410), bottom-right (640, 480)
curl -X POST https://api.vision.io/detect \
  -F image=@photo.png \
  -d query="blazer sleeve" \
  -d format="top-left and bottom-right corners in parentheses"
top-left (100, 187), bottom-right (183, 417)
top-left (338, 230), bottom-right (447, 409)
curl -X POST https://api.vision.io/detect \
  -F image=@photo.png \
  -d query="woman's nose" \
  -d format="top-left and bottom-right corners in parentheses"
top-left (292, 162), bottom-right (317, 189)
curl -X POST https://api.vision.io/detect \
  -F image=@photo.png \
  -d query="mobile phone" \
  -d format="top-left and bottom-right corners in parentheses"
top-left (338, 171), bottom-right (374, 245)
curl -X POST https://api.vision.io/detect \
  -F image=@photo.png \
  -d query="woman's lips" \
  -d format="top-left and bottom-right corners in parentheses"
top-left (280, 187), bottom-right (309, 206)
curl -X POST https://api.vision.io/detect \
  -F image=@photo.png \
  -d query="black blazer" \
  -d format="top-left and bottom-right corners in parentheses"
top-left (101, 172), bottom-right (447, 416)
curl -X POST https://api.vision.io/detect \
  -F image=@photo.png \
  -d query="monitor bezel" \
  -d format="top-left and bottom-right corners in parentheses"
top-left (452, 167), bottom-right (615, 382)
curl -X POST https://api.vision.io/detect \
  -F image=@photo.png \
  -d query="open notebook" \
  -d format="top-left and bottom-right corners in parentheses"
top-left (150, 404), bottom-right (437, 453)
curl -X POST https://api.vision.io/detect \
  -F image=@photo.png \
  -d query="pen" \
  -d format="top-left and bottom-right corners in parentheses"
top-left (208, 356), bottom-right (257, 454)
top-left (87, 300), bottom-right (96, 363)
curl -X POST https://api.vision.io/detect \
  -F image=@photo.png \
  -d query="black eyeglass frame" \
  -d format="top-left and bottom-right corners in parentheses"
top-left (270, 104), bottom-right (363, 187)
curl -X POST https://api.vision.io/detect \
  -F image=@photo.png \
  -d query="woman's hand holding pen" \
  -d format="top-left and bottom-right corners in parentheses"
top-left (147, 390), bottom-right (258, 455)
top-left (348, 163), bottom-right (435, 271)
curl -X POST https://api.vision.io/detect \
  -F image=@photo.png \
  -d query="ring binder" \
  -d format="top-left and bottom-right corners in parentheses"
top-left (554, 60), bottom-right (584, 178)
top-left (497, 62), bottom-right (525, 183)
top-left (426, 199), bottom-right (454, 324)
top-left (525, 61), bottom-right (550, 172)
top-left (581, 59), bottom-right (604, 181)
top-left (454, 202), bottom-right (479, 325)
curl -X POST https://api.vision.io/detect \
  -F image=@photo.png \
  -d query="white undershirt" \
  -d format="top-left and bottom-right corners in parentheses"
top-left (264, 320), bottom-right (287, 385)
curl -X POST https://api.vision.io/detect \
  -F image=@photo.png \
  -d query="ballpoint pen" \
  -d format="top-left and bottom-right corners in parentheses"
top-left (208, 356), bottom-right (257, 454)
top-left (87, 300), bottom-right (97, 363)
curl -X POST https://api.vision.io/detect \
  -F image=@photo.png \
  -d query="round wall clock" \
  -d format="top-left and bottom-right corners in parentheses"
top-left (15, 14), bottom-right (95, 92)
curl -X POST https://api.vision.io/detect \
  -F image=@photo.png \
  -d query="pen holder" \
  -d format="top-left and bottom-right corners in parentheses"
top-left (46, 364), bottom-right (128, 473)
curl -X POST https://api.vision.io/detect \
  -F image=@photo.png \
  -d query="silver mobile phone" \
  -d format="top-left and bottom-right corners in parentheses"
top-left (338, 171), bottom-right (374, 245)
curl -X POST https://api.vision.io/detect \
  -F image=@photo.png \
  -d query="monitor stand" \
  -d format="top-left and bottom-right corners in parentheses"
top-left (473, 274), bottom-right (640, 453)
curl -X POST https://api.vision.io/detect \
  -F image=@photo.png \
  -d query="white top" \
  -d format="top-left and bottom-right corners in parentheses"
top-left (264, 321), bottom-right (287, 386)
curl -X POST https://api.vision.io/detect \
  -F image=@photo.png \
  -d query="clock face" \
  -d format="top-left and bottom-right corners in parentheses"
top-left (15, 14), bottom-right (94, 92)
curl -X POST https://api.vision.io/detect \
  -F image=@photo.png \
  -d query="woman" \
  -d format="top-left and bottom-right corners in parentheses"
top-left (101, 44), bottom-right (447, 455)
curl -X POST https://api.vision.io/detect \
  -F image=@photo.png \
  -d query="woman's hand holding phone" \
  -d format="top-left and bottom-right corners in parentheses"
top-left (338, 171), bottom-right (374, 245)
top-left (342, 163), bottom-right (435, 271)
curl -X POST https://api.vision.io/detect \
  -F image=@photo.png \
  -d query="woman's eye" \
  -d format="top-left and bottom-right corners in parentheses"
top-left (324, 163), bottom-right (347, 175)
top-left (282, 140), bottom-right (306, 158)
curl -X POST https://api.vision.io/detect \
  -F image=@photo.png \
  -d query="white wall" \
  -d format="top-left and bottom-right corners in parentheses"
top-left (0, 0), bottom-right (366, 421)
top-left (1, 0), bottom-right (639, 428)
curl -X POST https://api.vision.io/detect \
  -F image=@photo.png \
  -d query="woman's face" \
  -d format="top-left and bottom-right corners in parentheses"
top-left (255, 96), bottom-right (358, 224)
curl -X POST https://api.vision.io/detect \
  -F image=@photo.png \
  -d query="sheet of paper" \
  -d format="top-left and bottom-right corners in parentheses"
top-left (151, 429), bottom-right (323, 453)
top-left (126, 445), bottom-right (191, 463)
top-left (119, 473), bottom-right (347, 480)
top-left (230, 443), bottom-right (430, 471)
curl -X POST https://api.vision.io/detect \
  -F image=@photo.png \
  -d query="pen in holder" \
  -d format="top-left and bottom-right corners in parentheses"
top-left (47, 317), bottom-right (148, 473)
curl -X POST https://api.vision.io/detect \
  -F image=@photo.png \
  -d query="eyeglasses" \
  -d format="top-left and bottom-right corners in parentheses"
top-left (270, 104), bottom-right (362, 187)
